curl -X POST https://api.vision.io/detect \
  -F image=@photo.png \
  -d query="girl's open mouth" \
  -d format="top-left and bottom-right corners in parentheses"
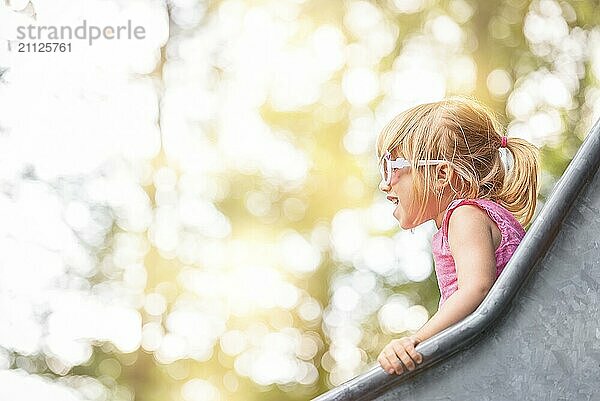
top-left (387, 195), bottom-right (399, 205)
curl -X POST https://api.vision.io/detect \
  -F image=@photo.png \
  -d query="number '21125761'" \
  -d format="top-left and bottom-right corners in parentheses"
top-left (13, 42), bottom-right (72, 53)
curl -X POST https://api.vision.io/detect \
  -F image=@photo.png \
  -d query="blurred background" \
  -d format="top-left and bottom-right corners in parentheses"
top-left (0, 0), bottom-right (599, 400)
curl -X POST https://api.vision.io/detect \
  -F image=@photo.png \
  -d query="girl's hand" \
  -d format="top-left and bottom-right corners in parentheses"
top-left (377, 335), bottom-right (423, 375)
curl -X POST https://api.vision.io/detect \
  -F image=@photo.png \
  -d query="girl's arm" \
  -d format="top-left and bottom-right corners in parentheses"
top-left (413, 205), bottom-right (498, 343)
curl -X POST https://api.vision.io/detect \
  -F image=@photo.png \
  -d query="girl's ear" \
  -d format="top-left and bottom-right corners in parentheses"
top-left (432, 164), bottom-right (450, 197)
top-left (435, 163), bottom-right (450, 186)
top-left (436, 163), bottom-right (462, 197)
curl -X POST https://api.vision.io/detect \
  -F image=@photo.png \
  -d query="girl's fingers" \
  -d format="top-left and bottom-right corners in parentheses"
top-left (384, 350), bottom-right (403, 374)
top-left (378, 337), bottom-right (424, 376)
top-left (377, 352), bottom-right (394, 374)
top-left (390, 343), bottom-right (414, 373)
top-left (403, 339), bottom-right (423, 364)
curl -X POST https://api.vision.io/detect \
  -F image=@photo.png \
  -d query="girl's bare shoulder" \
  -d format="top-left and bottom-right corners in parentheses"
top-left (447, 203), bottom-right (501, 250)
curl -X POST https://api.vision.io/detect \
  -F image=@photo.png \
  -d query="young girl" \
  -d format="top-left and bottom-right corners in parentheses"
top-left (375, 96), bottom-right (539, 376)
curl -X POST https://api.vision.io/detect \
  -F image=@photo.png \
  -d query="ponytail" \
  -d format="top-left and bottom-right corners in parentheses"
top-left (495, 137), bottom-right (540, 227)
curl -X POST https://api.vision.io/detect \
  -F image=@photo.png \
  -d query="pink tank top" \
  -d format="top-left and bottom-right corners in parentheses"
top-left (431, 198), bottom-right (526, 308)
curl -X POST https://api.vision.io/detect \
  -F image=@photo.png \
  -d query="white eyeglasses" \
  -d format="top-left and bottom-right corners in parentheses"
top-left (379, 150), bottom-right (449, 185)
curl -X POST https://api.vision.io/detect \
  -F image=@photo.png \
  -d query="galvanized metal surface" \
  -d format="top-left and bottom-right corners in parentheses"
top-left (312, 118), bottom-right (600, 401)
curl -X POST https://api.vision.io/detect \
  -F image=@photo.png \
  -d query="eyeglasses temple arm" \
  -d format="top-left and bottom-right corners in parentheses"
top-left (416, 160), bottom-right (449, 166)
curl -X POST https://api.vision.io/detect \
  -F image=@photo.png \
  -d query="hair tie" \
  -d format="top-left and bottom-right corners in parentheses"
top-left (498, 136), bottom-right (513, 175)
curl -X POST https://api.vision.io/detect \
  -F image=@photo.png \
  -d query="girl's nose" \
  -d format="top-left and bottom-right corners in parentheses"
top-left (379, 179), bottom-right (391, 192)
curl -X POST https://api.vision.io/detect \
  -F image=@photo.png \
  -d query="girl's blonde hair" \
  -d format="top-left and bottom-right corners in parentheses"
top-left (375, 96), bottom-right (540, 227)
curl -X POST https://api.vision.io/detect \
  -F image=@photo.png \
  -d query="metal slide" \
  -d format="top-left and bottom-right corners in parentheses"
top-left (312, 118), bottom-right (600, 401)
